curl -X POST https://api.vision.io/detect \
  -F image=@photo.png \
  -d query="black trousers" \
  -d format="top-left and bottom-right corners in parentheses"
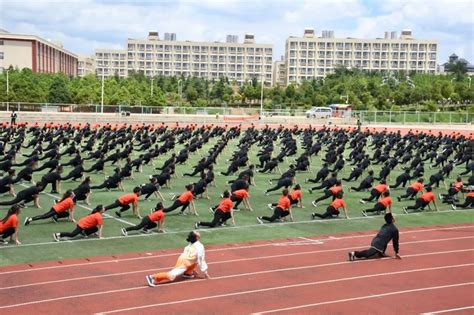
top-left (59, 225), bottom-right (98, 238)
top-left (365, 203), bottom-right (386, 214)
top-left (200, 209), bottom-right (231, 228)
top-left (31, 208), bottom-right (68, 222)
top-left (314, 190), bottom-right (333, 203)
top-left (407, 198), bottom-right (430, 211)
top-left (230, 195), bottom-right (243, 209)
top-left (400, 187), bottom-right (417, 199)
top-left (262, 207), bottom-right (289, 222)
top-left (41, 179), bottom-right (58, 192)
top-left (354, 247), bottom-right (384, 259)
top-left (266, 181), bottom-right (291, 193)
top-left (308, 173), bottom-right (325, 183)
top-left (0, 192), bottom-right (34, 206)
top-left (105, 200), bottom-right (130, 213)
top-left (362, 189), bottom-right (381, 202)
top-left (163, 200), bottom-right (189, 213)
top-left (455, 196), bottom-right (474, 208)
top-left (0, 227), bottom-right (15, 239)
top-left (0, 186), bottom-right (11, 194)
top-left (73, 194), bottom-right (87, 203)
top-left (91, 181), bottom-right (118, 190)
top-left (313, 206), bottom-right (339, 219)
top-left (343, 172), bottom-right (361, 182)
top-left (390, 178), bottom-right (408, 189)
top-left (62, 171), bottom-right (82, 181)
top-left (351, 182), bottom-right (372, 192)
top-left (125, 216), bottom-right (157, 232)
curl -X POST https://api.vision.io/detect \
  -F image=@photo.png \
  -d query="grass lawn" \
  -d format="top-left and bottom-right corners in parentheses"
top-left (0, 131), bottom-right (472, 266)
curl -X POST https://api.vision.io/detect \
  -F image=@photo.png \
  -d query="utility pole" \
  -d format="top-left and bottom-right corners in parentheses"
top-left (100, 70), bottom-right (105, 114)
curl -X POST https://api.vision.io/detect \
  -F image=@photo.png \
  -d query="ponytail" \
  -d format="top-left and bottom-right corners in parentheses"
top-left (60, 189), bottom-right (74, 202)
top-left (1, 205), bottom-right (20, 224)
top-left (91, 205), bottom-right (104, 214)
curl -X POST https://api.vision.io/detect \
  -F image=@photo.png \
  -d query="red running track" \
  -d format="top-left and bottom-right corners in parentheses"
top-left (0, 223), bottom-right (473, 314)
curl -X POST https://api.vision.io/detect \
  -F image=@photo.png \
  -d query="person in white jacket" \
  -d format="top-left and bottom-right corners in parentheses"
top-left (146, 230), bottom-right (210, 286)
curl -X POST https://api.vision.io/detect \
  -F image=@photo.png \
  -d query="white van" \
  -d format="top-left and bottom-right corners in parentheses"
top-left (305, 107), bottom-right (332, 118)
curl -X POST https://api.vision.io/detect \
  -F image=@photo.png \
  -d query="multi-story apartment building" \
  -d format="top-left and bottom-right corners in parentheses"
top-left (272, 59), bottom-right (286, 86)
top-left (0, 30), bottom-right (77, 76)
top-left (285, 29), bottom-right (438, 84)
top-left (77, 55), bottom-right (95, 77)
top-left (95, 32), bottom-right (273, 86)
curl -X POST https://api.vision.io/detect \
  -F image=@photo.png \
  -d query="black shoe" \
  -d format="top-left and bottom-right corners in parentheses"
top-left (52, 215), bottom-right (58, 223)
top-left (115, 211), bottom-right (122, 218)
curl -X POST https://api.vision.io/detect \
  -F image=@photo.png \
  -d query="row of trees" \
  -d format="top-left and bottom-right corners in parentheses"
top-left (0, 66), bottom-right (472, 111)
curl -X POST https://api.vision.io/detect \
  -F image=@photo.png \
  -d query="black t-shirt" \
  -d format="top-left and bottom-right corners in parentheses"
top-left (42, 172), bottom-right (61, 183)
top-left (19, 186), bottom-right (41, 196)
top-left (74, 183), bottom-right (90, 196)
top-left (0, 175), bottom-right (13, 187)
top-left (141, 183), bottom-right (158, 194)
top-left (231, 179), bottom-right (249, 192)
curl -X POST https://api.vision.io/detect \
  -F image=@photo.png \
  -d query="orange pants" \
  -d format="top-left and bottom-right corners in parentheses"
top-left (152, 259), bottom-right (197, 283)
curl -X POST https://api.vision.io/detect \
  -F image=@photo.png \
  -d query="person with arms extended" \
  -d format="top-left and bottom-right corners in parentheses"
top-left (53, 205), bottom-right (105, 241)
top-left (196, 191), bottom-right (235, 228)
top-left (105, 187), bottom-right (141, 218)
top-left (121, 202), bottom-right (165, 236)
top-left (348, 213), bottom-right (401, 261)
top-left (0, 205), bottom-right (22, 245)
top-left (146, 230), bottom-right (210, 286)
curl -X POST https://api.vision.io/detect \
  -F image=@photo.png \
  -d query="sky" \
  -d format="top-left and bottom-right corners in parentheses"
top-left (1, 0), bottom-right (473, 63)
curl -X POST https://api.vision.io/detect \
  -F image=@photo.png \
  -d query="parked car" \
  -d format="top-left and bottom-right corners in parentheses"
top-left (305, 107), bottom-right (332, 118)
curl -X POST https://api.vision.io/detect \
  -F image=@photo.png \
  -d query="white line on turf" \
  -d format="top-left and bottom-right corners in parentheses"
top-left (1, 236), bottom-right (472, 289)
top-left (1, 209), bottom-right (472, 249)
top-left (420, 306), bottom-right (474, 315)
top-left (251, 283), bottom-right (474, 314)
top-left (94, 265), bottom-right (474, 314)
top-left (0, 225), bottom-right (472, 274)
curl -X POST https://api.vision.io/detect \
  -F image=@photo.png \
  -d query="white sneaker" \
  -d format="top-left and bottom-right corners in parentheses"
top-left (256, 217), bottom-right (263, 224)
top-left (312, 200), bottom-right (318, 207)
top-left (209, 207), bottom-right (215, 213)
top-left (53, 233), bottom-right (60, 242)
top-left (0, 239), bottom-right (8, 245)
top-left (362, 210), bottom-right (368, 217)
top-left (403, 206), bottom-right (408, 214)
top-left (451, 204), bottom-right (457, 210)
top-left (267, 203), bottom-right (273, 210)
top-left (121, 228), bottom-right (128, 236)
top-left (194, 222), bottom-right (200, 229)
top-left (146, 275), bottom-right (156, 287)
top-left (359, 199), bottom-right (366, 204)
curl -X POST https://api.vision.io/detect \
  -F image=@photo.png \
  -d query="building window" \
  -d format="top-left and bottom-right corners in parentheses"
top-left (0, 40), bottom-right (3, 45)
top-left (0, 52), bottom-right (3, 59)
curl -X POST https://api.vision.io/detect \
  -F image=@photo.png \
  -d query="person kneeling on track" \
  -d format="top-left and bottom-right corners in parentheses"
top-left (257, 188), bottom-right (294, 224)
top-left (24, 190), bottom-right (75, 225)
top-left (146, 231), bottom-right (210, 287)
top-left (403, 186), bottom-right (438, 213)
top-left (0, 205), bottom-right (22, 245)
top-left (121, 202), bottom-right (165, 236)
top-left (105, 187), bottom-right (142, 218)
top-left (348, 213), bottom-right (401, 261)
top-left (311, 191), bottom-right (349, 220)
top-left (196, 191), bottom-right (235, 228)
top-left (53, 205), bottom-right (105, 241)
top-left (362, 191), bottom-right (392, 217)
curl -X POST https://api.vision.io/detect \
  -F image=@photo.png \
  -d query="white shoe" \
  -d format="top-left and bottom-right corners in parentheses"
top-left (348, 251), bottom-right (355, 261)
top-left (267, 203), bottom-right (273, 210)
top-left (121, 228), bottom-right (128, 236)
top-left (362, 210), bottom-right (368, 217)
top-left (53, 233), bottom-right (60, 242)
top-left (451, 204), bottom-right (457, 210)
top-left (194, 222), bottom-right (200, 229)
top-left (359, 199), bottom-right (366, 204)
top-left (403, 207), bottom-right (408, 214)
top-left (146, 275), bottom-right (156, 287)
top-left (256, 217), bottom-right (263, 224)
top-left (312, 200), bottom-right (318, 207)
top-left (209, 207), bottom-right (215, 213)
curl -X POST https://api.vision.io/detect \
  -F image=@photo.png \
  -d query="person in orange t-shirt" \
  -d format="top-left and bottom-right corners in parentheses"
top-left (25, 190), bottom-right (76, 225)
top-left (105, 187), bottom-right (141, 218)
top-left (398, 178), bottom-right (424, 201)
top-left (196, 191), bottom-right (235, 228)
top-left (53, 205), bottom-right (105, 241)
top-left (257, 189), bottom-right (293, 223)
top-left (287, 184), bottom-right (304, 208)
top-left (164, 184), bottom-right (197, 215)
top-left (0, 205), bottom-right (21, 245)
top-left (362, 191), bottom-right (392, 216)
top-left (440, 177), bottom-right (464, 204)
top-left (312, 191), bottom-right (349, 219)
top-left (231, 188), bottom-right (253, 211)
top-left (452, 191), bottom-right (474, 210)
top-left (312, 180), bottom-right (342, 207)
top-left (360, 180), bottom-right (389, 204)
top-left (403, 186), bottom-right (438, 213)
top-left (121, 202), bottom-right (165, 236)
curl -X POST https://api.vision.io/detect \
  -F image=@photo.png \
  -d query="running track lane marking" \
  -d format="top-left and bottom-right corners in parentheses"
top-left (420, 306), bottom-right (474, 315)
top-left (1, 251), bottom-right (472, 309)
top-left (19, 183), bottom-right (136, 226)
top-left (93, 266), bottom-right (474, 314)
top-left (1, 209), bottom-right (473, 249)
top-left (251, 283), bottom-right (474, 314)
top-left (1, 224), bottom-right (472, 274)
top-left (1, 245), bottom-right (472, 291)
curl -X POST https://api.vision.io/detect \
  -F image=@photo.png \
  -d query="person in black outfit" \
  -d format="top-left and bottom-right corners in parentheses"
top-left (40, 165), bottom-right (63, 193)
top-left (389, 170), bottom-right (411, 189)
top-left (12, 161), bottom-right (36, 184)
top-left (90, 167), bottom-right (124, 191)
top-left (0, 169), bottom-right (16, 197)
top-left (0, 182), bottom-right (43, 208)
top-left (73, 177), bottom-right (91, 205)
top-left (140, 176), bottom-right (163, 201)
top-left (230, 175), bottom-right (249, 193)
top-left (84, 155), bottom-right (105, 174)
top-left (309, 173), bottom-right (338, 193)
top-left (192, 173), bottom-right (209, 199)
top-left (342, 165), bottom-right (364, 182)
top-left (34, 155), bottom-right (60, 173)
top-left (61, 160), bottom-right (84, 181)
top-left (265, 176), bottom-right (294, 195)
top-left (350, 170), bottom-right (374, 192)
top-left (10, 110), bottom-right (17, 126)
top-left (348, 213), bottom-right (401, 260)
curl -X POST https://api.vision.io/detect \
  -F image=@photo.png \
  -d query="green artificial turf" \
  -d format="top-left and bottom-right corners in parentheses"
top-left (0, 133), bottom-right (473, 266)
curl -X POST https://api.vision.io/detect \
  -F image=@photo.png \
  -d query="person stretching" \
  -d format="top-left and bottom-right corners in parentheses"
top-left (397, 178), bottom-right (424, 201)
top-left (0, 205), bottom-right (22, 245)
top-left (24, 190), bottom-right (75, 225)
top-left (146, 231), bottom-right (210, 286)
top-left (121, 202), bottom-right (165, 235)
top-left (452, 191), bottom-right (474, 210)
top-left (403, 186), bottom-right (439, 213)
top-left (197, 191), bottom-right (235, 228)
top-left (257, 188), bottom-right (293, 224)
top-left (0, 182), bottom-right (43, 208)
top-left (359, 180), bottom-right (389, 204)
top-left (164, 184), bottom-right (196, 215)
top-left (53, 205), bottom-right (105, 241)
top-left (311, 191), bottom-right (349, 219)
top-left (105, 187), bottom-right (141, 218)
top-left (362, 191), bottom-right (392, 216)
top-left (348, 213), bottom-right (400, 261)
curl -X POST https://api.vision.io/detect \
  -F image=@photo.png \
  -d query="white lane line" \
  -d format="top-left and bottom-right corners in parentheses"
top-left (19, 183), bottom-right (136, 226)
top-left (1, 224), bottom-right (472, 275)
top-left (420, 306), bottom-right (474, 315)
top-left (1, 245), bottom-right (472, 291)
top-left (95, 266), bottom-right (474, 314)
top-left (252, 283), bottom-right (474, 314)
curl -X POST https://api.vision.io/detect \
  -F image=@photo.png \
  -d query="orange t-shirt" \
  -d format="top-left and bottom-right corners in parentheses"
top-left (276, 196), bottom-right (291, 211)
top-left (53, 198), bottom-right (75, 214)
top-left (331, 198), bottom-right (346, 209)
top-left (178, 191), bottom-right (194, 203)
top-left (374, 184), bottom-right (388, 193)
top-left (467, 192), bottom-right (474, 198)
top-left (290, 190), bottom-right (302, 200)
top-left (148, 210), bottom-right (165, 222)
top-left (217, 198), bottom-right (233, 213)
top-left (78, 212), bottom-right (103, 229)
top-left (0, 214), bottom-right (18, 233)
top-left (453, 181), bottom-right (464, 191)
top-left (379, 196), bottom-right (392, 208)
top-left (329, 186), bottom-right (342, 195)
top-left (233, 189), bottom-right (249, 199)
top-left (420, 191), bottom-right (435, 202)
top-left (410, 182), bottom-right (424, 192)
top-left (118, 193), bottom-right (139, 205)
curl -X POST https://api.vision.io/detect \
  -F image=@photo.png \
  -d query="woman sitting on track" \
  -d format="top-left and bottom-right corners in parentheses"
top-left (257, 188), bottom-right (293, 224)
top-left (0, 205), bottom-right (22, 245)
top-left (24, 190), bottom-right (75, 225)
top-left (146, 231), bottom-right (210, 287)
top-left (53, 205), bottom-right (105, 241)
top-left (164, 184), bottom-right (197, 215)
top-left (121, 202), bottom-right (165, 236)
top-left (311, 191), bottom-right (349, 220)
top-left (348, 213), bottom-right (401, 261)
top-left (0, 182), bottom-right (44, 208)
top-left (196, 191), bottom-right (235, 228)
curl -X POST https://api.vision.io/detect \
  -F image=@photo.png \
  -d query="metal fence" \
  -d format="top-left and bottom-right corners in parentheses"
top-left (0, 102), bottom-right (472, 125)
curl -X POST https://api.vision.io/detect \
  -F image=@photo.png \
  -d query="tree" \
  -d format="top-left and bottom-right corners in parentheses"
top-left (445, 62), bottom-right (467, 81)
top-left (48, 75), bottom-right (72, 104)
